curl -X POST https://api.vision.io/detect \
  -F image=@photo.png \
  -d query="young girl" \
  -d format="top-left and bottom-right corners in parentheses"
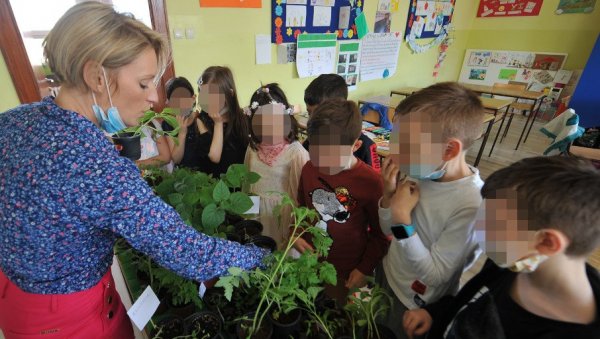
top-left (185, 67), bottom-right (250, 177)
top-left (244, 83), bottom-right (309, 246)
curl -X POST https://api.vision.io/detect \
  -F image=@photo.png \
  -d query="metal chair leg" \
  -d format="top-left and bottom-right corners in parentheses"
top-left (500, 114), bottom-right (514, 143)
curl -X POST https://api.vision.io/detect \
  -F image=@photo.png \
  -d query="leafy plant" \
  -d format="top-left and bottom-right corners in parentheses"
top-left (216, 193), bottom-right (338, 338)
top-left (119, 108), bottom-right (180, 139)
top-left (344, 281), bottom-right (393, 339)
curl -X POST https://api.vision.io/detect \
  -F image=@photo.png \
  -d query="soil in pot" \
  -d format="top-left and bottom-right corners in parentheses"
top-left (111, 132), bottom-right (141, 161)
top-left (234, 220), bottom-right (263, 243)
top-left (184, 311), bottom-right (222, 338)
top-left (236, 313), bottom-right (273, 339)
top-left (150, 314), bottom-right (184, 338)
top-left (361, 323), bottom-right (397, 339)
top-left (246, 235), bottom-right (277, 253)
top-left (269, 308), bottom-right (303, 339)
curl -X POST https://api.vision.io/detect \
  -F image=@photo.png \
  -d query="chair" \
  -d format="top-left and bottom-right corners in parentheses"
top-left (492, 83), bottom-right (536, 143)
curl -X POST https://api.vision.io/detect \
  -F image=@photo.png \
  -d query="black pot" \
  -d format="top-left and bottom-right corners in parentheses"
top-left (361, 323), bottom-right (397, 339)
top-left (184, 311), bottom-right (222, 338)
top-left (226, 232), bottom-right (243, 244)
top-left (236, 312), bottom-right (273, 339)
top-left (269, 308), bottom-right (303, 339)
top-left (111, 132), bottom-right (141, 161)
top-left (246, 235), bottom-right (277, 253)
top-left (167, 298), bottom-right (197, 319)
top-left (234, 220), bottom-right (264, 243)
top-left (150, 314), bottom-right (184, 338)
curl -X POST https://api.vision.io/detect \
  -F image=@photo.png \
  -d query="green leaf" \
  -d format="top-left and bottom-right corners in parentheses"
top-left (201, 203), bottom-right (225, 233)
top-left (213, 180), bottom-right (230, 203)
top-left (167, 193), bottom-right (183, 205)
top-left (246, 172), bottom-right (261, 185)
top-left (215, 276), bottom-right (234, 301)
top-left (319, 263), bottom-right (338, 285)
top-left (225, 165), bottom-right (243, 188)
top-left (198, 186), bottom-right (214, 207)
top-left (227, 192), bottom-right (253, 215)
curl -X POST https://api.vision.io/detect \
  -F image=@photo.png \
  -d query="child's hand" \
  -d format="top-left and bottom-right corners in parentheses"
top-left (390, 180), bottom-right (419, 225)
top-left (345, 269), bottom-right (367, 290)
top-left (381, 158), bottom-right (406, 208)
top-left (292, 237), bottom-right (314, 254)
top-left (403, 309), bottom-right (432, 339)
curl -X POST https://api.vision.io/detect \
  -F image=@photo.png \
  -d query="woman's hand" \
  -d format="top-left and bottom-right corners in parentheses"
top-left (345, 269), bottom-right (367, 290)
top-left (403, 309), bottom-right (433, 339)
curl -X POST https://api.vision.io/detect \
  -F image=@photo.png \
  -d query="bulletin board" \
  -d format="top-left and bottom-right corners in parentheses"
top-left (272, 0), bottom-right (365, 44)
top-left (459, 49), bottom-right (569, 89)
top-left (404, 0), bottom-right (455, 40)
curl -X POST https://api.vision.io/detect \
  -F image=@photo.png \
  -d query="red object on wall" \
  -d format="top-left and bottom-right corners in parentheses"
top-left (200, 0), bottom-right (261, 8)
top-left (477, 0), bottom-right (543, 18)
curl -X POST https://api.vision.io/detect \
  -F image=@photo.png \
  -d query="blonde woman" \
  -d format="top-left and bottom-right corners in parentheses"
top-left (0, 3), bottom-right (266, 338)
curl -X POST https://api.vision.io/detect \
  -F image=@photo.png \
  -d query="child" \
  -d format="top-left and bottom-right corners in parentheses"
top-left (295, 98), bottom-right (389, 304)
top-left (172, 67), bottom-right (250, 177)
top-left (378, 82), bottom-right (486, 338)
top-left (403, 156), bottom-right (600, 338)
top-left (303, 74), bottom-right (380, 171)
top-left (244, 83), bottom-right (309, 246)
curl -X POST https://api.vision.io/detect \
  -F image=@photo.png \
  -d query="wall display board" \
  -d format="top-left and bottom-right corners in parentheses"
top-left (272, 0), bottom-right (365, 44)
top-left (459, 49), bottom-right (568, 89)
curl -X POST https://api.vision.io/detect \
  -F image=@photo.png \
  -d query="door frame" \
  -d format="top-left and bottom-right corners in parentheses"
top-left (0, 0), bottom-right (175, 110)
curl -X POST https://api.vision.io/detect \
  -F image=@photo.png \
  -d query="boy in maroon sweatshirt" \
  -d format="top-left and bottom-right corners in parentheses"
top-left (294, 99), bottom-right (389, 303)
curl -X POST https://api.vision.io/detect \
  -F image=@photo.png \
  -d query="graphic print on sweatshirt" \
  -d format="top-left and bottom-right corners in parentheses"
top-left (309, 177), bottom-right (357, 232)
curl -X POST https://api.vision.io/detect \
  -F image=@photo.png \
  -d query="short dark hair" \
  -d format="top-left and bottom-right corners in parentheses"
top-left (304, 74), bottom-right (348, 107)
top-left (395, 82), bottom-right (484, 149)
top-left (165, 76), bottom-right (194, 100)
top-left (481, 156), bottom-right (600, 256)
top-left (248, 83), bottom-right (298, 150)
top-left (308, 99), bottom-right (361, 146)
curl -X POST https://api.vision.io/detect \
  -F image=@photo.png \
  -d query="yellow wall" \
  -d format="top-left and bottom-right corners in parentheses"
top-left (466, 0), bottom-right (600, 70)
top-left (1, 0), bottom-right (598, 110)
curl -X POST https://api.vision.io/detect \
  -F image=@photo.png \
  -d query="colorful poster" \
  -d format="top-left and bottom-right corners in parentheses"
top-left (534, 70), bottom-right (555, 84)
top-left (337, 41), bottom-right (361, 90)
top-left (491, 52), bottom-right (508, 64)
top-left (507, 52), bottom-right (534, 68)
top-left (374, 11), bottom-right (392, 33)
top-left (498, 68), bottom-right (518, 80)
top-left (556, 0), bottom-right (596, 14)
top-left (359, 32), bottom-right (402, 81)
top-left (469, 68), bottom-right (487, 80)
top-left (468, 51), bottom-right (491, 67)
top-left (554, 69), bottom-right (573, 84)
top-left (200, 0), bottom-right (261, 7)
top-left (405, 0), bottom-right (456, 40)
top-left (532, 54), bottom-right (567, 71)
top-left (477, 0), bottom-right (543, 17)
top-left (296, 33), bottom-right (337, 78)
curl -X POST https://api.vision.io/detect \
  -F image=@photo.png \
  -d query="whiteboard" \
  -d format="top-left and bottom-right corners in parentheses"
top-left (458, 49), bottom-right (569, 90)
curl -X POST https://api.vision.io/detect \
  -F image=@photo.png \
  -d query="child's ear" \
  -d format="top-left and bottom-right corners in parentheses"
top-left (442, 138), bottom-right (463, 161)
top-left (535, 229), bottom-right (570, 256)
top-left (352, 139), bottom-right (363, 152)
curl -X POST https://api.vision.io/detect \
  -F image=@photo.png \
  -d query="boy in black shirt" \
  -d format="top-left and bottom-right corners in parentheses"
top-left (403, 156), bottom-right (600, 339)
top-left (303, 74), bottom-right (380, 171)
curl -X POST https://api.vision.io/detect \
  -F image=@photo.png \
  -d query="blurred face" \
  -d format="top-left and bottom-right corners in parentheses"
top-left (252, 103), bottom-right (288, 145)
top-left (476, 189), bottom-right (536, 265)
top-left (388, 111), bottom-right (445, 178)
top-left (198, 83), bottom-right (226, 115)
top-left (168, 87), bottom-right (195, 117)
top-left (106, 48), bottom-right (159, 127)
top-left (309, 128), bottom-right (356, 175)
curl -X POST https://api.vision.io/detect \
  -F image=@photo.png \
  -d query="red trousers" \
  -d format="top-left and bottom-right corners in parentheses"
top-left (0, 269), bottom-right (133, 339)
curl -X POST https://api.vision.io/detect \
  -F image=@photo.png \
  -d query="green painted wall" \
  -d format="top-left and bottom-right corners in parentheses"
top-left (1, 0), bottom-right (598, 111)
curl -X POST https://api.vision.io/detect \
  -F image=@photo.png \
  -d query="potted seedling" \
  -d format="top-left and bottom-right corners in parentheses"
top-left (345, 282), bottom-right (396, 339)
top-left (112, 108), bottom-right (179, 161)
top-left (184, 310), bottom-right (222, 338)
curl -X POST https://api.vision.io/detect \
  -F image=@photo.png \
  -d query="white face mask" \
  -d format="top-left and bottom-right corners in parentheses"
top-left (490, 251), bottom-right (549, 273)
top-left (401, 161), bottom-right (448, 181)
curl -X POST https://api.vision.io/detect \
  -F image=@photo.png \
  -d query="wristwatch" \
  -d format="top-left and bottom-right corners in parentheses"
top-left (390, 224), bottom-right (416, 240)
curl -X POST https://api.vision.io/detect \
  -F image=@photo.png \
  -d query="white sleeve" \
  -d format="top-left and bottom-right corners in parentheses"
top-left (378, 197), bottom-right (394, 236)
top-left (397, 206), bottom-right (479, 287)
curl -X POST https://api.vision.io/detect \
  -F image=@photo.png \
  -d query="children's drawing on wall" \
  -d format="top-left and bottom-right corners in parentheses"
top-left (477, 0), bottom-right (543, 17)
top-left (405, 0), bottom-right (455, 40)
top-left (491, 52), bottom-right (508, 64)
top-left (534, 70), bottom-right (555, 84)
top-left (313, 5), bottom-right (332, 26)
top-left (556, 0), bottom-right (597, 14)
top-left (374, 11), bottom-right (392, 33)
top-left (507, 52), bottom-right (534, 68)
top-left (498, 68), bottom-right (518, 80)
top-left (469, 68), bottom-right (487, 80)
top-left (553, 69), bottom-right (573, 84)
top-left (338, 6), bottom-right (351, 29)
top-left (532, 54), bottom-right (566, 71)
top-left (517, 68), bottom-right (534, 82)
top-left (286, 5), bottom-right (307, 27)
top-left (337, 40), bottom-right (361, 90)
top-left (468, 51), bottom-right (491, 67)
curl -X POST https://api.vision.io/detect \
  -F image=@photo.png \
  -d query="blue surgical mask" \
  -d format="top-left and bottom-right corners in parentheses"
top-left (402, 162), bottom-right (447, 181)
top-left (91, 68), bottom-right (126, 134)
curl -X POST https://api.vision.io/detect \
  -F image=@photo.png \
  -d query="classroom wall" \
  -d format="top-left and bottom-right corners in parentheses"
top-left (466, 0), bottom-right (600, 71)
top-left (166, 0), bottom-right (477, 108)
top-left (1, 0), bottom-right (598, 112)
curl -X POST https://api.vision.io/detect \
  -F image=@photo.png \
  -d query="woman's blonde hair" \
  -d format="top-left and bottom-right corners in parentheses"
top-left (43, 1), bottom-right (170, 89)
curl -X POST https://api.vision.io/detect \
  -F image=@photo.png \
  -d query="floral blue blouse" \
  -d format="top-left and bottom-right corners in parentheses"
top-left (0, 97), bottom-right (266, 294)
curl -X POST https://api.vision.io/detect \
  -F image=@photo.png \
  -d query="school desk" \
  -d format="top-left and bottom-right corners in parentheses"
top-left (459, 83), bottom-right (546, 151)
